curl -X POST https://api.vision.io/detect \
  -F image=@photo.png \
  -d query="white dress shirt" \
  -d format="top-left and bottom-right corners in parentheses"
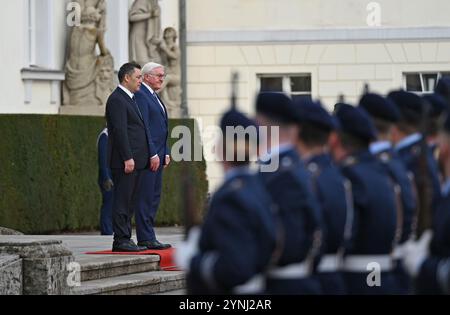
top-left (142, 82), bottom-right (166, 115)
top-left (118, 85), bottom-right (134, 99)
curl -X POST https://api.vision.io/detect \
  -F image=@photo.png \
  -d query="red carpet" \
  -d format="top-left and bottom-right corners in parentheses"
top-left (85, 247), bottom-right (180, 271)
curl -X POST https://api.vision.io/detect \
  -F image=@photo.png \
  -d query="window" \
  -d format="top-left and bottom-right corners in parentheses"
top-left (259, 74), bottom-right (312, 102)
top-left (25, 0), bottom-right (54, 68)
top-left (404, 72), bottom-right (450, 94)
top-left (26, 0), bottom-right (37, 66)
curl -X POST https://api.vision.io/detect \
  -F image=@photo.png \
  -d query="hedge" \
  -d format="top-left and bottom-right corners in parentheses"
top-left (0, 115), bottom-right (208, 234)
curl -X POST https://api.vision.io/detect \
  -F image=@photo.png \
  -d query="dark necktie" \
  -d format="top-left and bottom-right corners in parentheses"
top-left (132, 96), bottom-right (144, 120)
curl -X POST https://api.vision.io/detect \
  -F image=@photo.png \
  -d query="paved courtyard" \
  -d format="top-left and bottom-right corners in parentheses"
top-left (0, 227), bottom-right (185, 261)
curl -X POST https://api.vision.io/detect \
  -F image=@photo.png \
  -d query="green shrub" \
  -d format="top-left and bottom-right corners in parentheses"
top-left (0, 115), bottom-right (208, 234)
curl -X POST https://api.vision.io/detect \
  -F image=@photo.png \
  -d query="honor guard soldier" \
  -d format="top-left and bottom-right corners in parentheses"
top-left (293, 99), bottom-right (349, 295)
top-left (176, 108), bottom-right (279, 295)
top-left (388, 90), bottom-right (441, 234)
top-left (359, 93), bottom-right (417, 294)
top-left (403, 113), bottom-right (450, 294)
top-left (435, 76), bottom-right (450, 107)
top-left (255, 92), bottom-right (322, 295)
top-left (422, 93), bottom-right (449, 159)
top-left (331, 104), bottom-right (398, 294)
top-left (97, 127), bottom-right (114, 236)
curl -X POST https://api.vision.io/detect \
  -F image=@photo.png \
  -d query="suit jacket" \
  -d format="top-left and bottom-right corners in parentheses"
top-left (105, 87), bottom-right (150, 170)
top-left (135, 85), bottom-right (170, 160)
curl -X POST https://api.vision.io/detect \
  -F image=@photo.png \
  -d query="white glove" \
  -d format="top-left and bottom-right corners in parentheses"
top-left (403, 230), bottom-right (433, 278)
top-left (175, 227), bottom-right (201, 272)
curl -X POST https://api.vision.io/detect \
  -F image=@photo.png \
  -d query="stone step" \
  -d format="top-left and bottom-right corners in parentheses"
top-left (155, 289), bottom-right (186, 295)
top-left (71, 270), bottom-right (186, 295)
top-left (0, 255), bottom-right (22, 295)
top-left (77, 255), bottom-right (160, 281)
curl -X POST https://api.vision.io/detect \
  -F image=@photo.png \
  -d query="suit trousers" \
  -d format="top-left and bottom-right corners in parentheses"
top-left (111, 169), bottom-right (146, 242)
top-left (135, 161), bottom-right (164, 242)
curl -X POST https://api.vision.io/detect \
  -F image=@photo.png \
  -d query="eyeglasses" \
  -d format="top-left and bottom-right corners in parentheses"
top-left (149, 73), bottom-right (166, 79)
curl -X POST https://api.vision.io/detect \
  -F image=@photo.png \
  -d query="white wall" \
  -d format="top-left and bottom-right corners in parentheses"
top-left (0, 0), bottom-right (27, 113)
top-left (187, 0), bottom-right (450, 31)
top-left (184, 0), bottom-right (450, 191)
top-left (160, 0), bottom-right (179, 31)
top-left (186, 40), bottom-right (450, 191)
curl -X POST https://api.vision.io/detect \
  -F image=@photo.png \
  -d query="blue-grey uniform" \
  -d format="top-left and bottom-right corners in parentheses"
top-left (187, 109), bottom-right (278, 295)
top-left (334, 104), bottom-right (398, 295)
top-left (360, 93), bottom-right (418, 294)
top-left (295, 99), bottom-right (349, 295)
top-left (388, 91), bottom-right (441, 230)
top-left (256, 92), bottom-right (322, 295)
top-left (97, 128), bottom-right (114, 236)
top-left (416, 180), bottom-right (450, 294)
top-left (415, 115), bottom-right (450, 295)
top-left (423, 93), bottom-right (449, 159)
top-left (435, 76), bottom-right (450, 106)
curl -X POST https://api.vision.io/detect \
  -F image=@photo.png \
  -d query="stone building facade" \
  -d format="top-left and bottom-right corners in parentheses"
top-left (1, 0), bottom-right (450, 190)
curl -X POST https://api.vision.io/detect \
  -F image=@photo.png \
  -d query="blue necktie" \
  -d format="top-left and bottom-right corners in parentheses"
top-left (152, 93), bottom-right (166, 115)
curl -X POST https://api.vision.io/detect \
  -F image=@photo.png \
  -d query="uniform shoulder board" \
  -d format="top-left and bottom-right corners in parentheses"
top-left (229, 178), bottom-right (245, 191)
top-left (280, 156), bottom-right (294, 169)
top-left (377, 152), bottom-right (391, 163)
top-left (307, 162), bottom-right (320, 174)
top-left (341, 156), bottom-right (358, 167)
top-left (411, 145), bottom-right (421, 157)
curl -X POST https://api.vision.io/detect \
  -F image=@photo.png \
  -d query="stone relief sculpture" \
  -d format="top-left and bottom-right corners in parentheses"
top-left (129, 0), bottom-right (162, 66)
top-left (95, 54), bottom-right (116, 106)
top-left (159, 27), bottom-right (182, 118)
top-left (129, 0), bottom-right (183, 117)
top-left (63, 0), bottom-right (115, 108)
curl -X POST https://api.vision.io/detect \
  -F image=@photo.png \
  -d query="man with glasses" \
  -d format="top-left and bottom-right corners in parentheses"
top-left (134, 62), bottom-right (172, 250)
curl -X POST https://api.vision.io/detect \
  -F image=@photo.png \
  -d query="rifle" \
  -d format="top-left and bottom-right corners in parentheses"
top-left (181, 161), bottom-right (199, 238)
top-left (363, 83), bottom-right (370, 95)
top-left (231, 72), bottom-right (239, 110)
top-left (414, 98), bottom-right (433, 237)
top-left (333, 94), bottom-right (346, 114)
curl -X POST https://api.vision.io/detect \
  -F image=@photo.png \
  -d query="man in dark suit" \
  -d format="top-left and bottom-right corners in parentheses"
top-left (133, 62), bottom-right (171, 250)
top-left (105, 62), bottom-right (149, 252)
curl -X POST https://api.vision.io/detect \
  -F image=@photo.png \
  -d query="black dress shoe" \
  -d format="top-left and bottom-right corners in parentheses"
top-left (112, 240), bottom-right (147, 252)
top-left (138, 240), bottom-right (172, 250)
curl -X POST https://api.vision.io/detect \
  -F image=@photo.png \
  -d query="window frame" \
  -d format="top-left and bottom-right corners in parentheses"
top-left (25, 0), bottom-right (56, 69)
top-left (403, 71), bottom-right (449, 94)
top-left (257, 73), bottom-right (312, 98)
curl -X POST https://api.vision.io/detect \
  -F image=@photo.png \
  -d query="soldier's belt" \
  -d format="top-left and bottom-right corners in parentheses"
top-left (267, 261), bottom-right (311, 279)
top-left (233, 275), bottom-right (265, 294)
top-left (342, 255), bottom-right (393, 272)
top-left (317, 254), bottom-right (342, 273)
top-left (391, 242), bottom-right (409, 260)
